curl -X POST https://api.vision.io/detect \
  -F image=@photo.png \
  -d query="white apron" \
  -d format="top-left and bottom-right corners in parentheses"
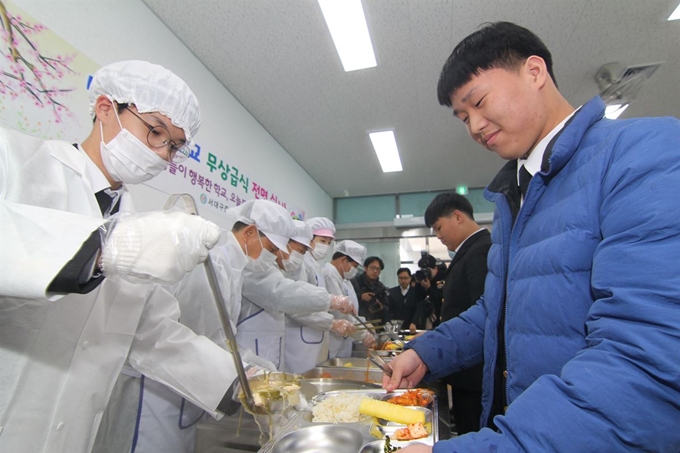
top-left (236, 296), bottom-right (286, 369)
top-left (284, 255), bottom-right (328, 373)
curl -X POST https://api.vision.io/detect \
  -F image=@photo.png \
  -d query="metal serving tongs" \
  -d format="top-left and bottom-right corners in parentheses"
top-left (163, 194), bottom-right (262, 415)
top-left (351, 313), bottom-right (379, 338)
top-left (368, 349), bottom-right (393, 377)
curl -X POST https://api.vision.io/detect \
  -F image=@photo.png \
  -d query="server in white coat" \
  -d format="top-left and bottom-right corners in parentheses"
top-left (105, 200), bottom-right (285, 453)
top-left (237, 219), bottom-right (355, 369)
top-left (324, 241), bottom-right (376, 358)
top-left (0, 61), bottom-right (221, 453)
top-left (284, 217), bottom-right (339, 373)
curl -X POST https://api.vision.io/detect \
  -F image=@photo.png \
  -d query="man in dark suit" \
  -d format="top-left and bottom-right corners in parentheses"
top-left (425, 192), bottom-right (491, 434)
top-left (388, 268), bottom-right (412, 327)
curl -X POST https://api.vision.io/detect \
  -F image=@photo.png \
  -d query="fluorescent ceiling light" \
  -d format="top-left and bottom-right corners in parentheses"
top-left (369, 130), bottom-right (403, 172)
top-left (318, 0), bottom-right (377, 72)
top-left (604, 104), bottom-right (629, 119)
top-left (669, 3), bottom-right (680, 20)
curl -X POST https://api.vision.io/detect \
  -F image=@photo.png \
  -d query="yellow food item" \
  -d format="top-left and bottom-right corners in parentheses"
top-left (385, 343), bottom-right (400, 350)
top-left (343, 362), bottom-right (354, 367)
top-left (359, 398), bottom-right (425, 425)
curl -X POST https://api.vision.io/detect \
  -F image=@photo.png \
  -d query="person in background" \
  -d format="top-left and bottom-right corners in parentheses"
top-left (237, 217), bottom-right (356, 370)
top-left (388, 267), bottom-right (413, 327)
top-left (384, 21), bottom-right (680, 453)
top-left (424, 192), bottom-right (491, 435)
top-left (351, 256), bottom-right (390, 324)
top-left (403, 254), bottom-right (443, 332)
top-left (324, 240), bottom-right (376, 358)
top-left (284, 217), bottom-right (356, 374)
top-left (0, 60), bottom-right (221, 453)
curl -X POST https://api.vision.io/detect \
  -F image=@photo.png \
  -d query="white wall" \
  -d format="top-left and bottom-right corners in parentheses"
top-left (11, 0), bottom-right (332, 228)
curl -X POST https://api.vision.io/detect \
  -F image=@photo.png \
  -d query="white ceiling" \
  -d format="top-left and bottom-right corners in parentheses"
top-left (143, 0), bottom-right (680, 199)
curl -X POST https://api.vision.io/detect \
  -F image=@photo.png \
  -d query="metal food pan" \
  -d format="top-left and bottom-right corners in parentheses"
top-left (301, 367), bottom-right (385, 384)
top-left (318, 358), bottom-right (392, 368)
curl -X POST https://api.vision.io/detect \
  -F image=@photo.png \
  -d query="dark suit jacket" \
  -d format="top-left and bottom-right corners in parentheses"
top-left (442, 228), bottom-right (492, 391)
top-left (387, 285), bottom-right (410, 323)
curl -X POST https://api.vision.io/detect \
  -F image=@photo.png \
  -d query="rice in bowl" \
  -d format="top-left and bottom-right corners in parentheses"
top-left (312, 394), bottom-right (370, 423)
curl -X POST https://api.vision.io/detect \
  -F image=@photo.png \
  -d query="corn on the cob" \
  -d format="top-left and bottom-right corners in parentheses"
top-left (358, 398), bottom-right (425, 425)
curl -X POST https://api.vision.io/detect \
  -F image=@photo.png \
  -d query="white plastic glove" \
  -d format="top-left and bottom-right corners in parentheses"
top-left (362, 331), bottom-right (377, 348)
top-left (100, 211), bottom-right (220, 285)
top-left (329, 295), bottom-right (355, 315)
top-left (241, 349), bottom-right (277, 373)
top-left (331, 319), bottom-right (357, 336)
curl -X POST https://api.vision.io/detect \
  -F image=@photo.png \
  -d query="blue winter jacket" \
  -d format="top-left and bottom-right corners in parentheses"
top-left (409, 97), bottom-right (680, 452)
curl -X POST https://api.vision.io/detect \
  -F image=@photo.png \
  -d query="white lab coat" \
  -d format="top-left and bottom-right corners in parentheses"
top-left (236, 264), bottom-right (332, 370)
top-left (323, 263), bottom-right (361, 359)
top-left (95, 232), bottom-right (247, 453)
top-left (283, 253), bottom-right (334, 374)
top-left (0, 127), bottom-right (187, 452)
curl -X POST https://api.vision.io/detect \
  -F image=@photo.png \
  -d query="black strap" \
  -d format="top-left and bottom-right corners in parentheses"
top-left (519, 165), bottom-right (532, 199)
top-left (47, 231), bottom-right (104, 294)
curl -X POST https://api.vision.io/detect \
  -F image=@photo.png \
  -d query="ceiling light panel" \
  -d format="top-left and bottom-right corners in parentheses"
top-left (669, 3), bottom-right (680, 20)
top-left (369, 130), bottom-right (403, 172)
top-left (318, 0), bottom-right (377, 72)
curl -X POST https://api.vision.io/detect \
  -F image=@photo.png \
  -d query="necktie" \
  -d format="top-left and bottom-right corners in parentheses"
top-left (94, 189), bottom-right (120, 217)
top-left (519, 165), bottom-right (532, 199)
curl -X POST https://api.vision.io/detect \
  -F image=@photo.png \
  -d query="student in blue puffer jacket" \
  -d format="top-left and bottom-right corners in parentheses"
top-left (383, 22), bottom-right (680, 453)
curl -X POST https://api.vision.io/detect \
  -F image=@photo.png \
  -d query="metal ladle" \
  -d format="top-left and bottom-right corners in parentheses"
top-left (163, 194), bottom-right (262, 415)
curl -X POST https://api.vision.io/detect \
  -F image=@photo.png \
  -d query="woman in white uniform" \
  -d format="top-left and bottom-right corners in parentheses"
top-left (324, 241), bottom-right (376, 358)
top-left (284, 217), bottom-right (339, 373)
top-left (237, 220), bottom-right (355, 370)
top-left (0, 61), bottom-right (221, 453)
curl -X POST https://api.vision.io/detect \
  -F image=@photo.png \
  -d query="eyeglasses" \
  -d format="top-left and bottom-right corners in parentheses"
top-left (124, 107), bottom-right (191, 163)
top-left (367, 265), bottom-right (382, 272)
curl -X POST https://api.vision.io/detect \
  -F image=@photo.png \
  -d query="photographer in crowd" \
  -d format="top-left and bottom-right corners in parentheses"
top-left (351, 256), bottom-right (391, 325)
top-left (403, 254), bottom-right (444, 331)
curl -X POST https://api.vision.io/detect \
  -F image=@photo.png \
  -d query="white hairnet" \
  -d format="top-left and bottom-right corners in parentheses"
top-left (88, 60), bottom-right (201, 145)
top-left (236, 200), bottom-right (294, 251)
top-left (335, 240), bottom-right (366, 264)
top-left (290, 220), bottom-right (313, 248)
top-left (305, 217), bottom-right (336, 238)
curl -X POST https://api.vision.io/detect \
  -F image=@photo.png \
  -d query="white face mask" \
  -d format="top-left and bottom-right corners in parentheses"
top-left (99, 109), bottom-right (168, 185)
top-left (246, 233), bottom-right (277, 273)
top-left (282, 249), bottom-right (305, 272)
top-left (311, 242), bottom-right (331, 260)
top-left (344, 263), bottom-right (358, 280)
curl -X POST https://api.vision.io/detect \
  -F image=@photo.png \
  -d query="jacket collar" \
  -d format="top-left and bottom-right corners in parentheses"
top-left (449, 229), bottom-right (490, 267)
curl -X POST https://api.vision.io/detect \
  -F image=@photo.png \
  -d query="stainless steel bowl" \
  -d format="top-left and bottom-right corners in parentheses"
top-left (270, 424), bottom-right (363, 453)
top-left (359, 439), bottom-right (422, 452)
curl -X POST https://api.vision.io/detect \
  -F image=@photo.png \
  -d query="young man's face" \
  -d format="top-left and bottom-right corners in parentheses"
top-left (450, 63), bottom-right (546, 161)
top-left (102, 102), bottom-right (187, 162)
top-left (365, 260), bottom-right (382, 281)
top-left (432, 211), bottom-right (465, 252)
top-left (397, 271), bottom-right (411, 289)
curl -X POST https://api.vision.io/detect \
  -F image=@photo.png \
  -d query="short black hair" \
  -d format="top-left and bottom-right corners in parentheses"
top-left (418, 254), bottom-right (437, 269)
top-left (397, 268), bottom-right (412, 276)
top-left (364, 256), bottom-right (384, 270)
top-left (437, 21), bottom-right (556, 107)
top-left (332, 252), bottom-right (356, 264)
top-left (424, 192), bottom-right (474, 228)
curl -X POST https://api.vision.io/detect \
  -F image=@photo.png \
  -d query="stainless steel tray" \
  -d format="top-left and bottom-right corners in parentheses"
top-left (318, 358), bottom-right (393, 368)
top-left (302, 366), bottom-right (385, 384)
top-left (259, 388), bottom-right (439, 453)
